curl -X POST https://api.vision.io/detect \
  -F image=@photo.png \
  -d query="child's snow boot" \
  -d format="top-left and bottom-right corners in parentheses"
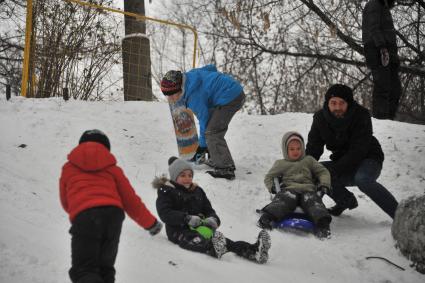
top-left (257, 213), bottom-right (274, 230)
top-left (315, 219), bottom-right (331, 240)
top-left (211, 231), bottom-right (228, 259)
top-left (253, 230), bottom-right (271, 264)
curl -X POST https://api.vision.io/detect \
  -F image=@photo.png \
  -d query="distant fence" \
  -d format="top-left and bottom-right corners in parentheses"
top-left (20, 0), bottom-right (199, 100)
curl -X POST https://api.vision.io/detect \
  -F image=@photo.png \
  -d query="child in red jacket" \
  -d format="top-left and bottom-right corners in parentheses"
top-left (60, 129), bottom-right (162, 283)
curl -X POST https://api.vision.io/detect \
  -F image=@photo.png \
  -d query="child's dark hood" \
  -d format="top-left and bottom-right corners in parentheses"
top-left (68, 142), bottom-right (116, 172)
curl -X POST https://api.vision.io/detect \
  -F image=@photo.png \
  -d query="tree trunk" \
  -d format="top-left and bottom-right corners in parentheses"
top-left (122, 0), bottom-right (152, 101)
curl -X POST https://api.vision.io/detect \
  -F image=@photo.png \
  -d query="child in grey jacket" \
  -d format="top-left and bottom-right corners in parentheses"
top-left (258, 131), bottom-right (332, 239)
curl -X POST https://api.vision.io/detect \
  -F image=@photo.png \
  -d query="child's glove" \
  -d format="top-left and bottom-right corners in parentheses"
top-left (316, 186), bottom-right (331, 198)
top-left (202, 217), bottom-right (219, 230)
top-left (147, 220), bottom-right (163, 236)
top-left (185, 215), bottom-right (202, 228)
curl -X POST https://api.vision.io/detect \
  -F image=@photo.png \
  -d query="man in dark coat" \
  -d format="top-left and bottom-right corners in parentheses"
top-left (362, 0), bottom-right (401, 120)
top-left (305, 84), bottom-right (398, 219)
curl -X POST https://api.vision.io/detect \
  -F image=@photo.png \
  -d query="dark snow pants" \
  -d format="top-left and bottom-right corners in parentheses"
top-left (322, 159), bottom-right (398, 218)
top-left (69, 206), bottom-right (125, 283)
top-left (172, 229), bottom-right (256, 259)
top-left (364, 45), bottom-right (401, 119)
top-left (262, 190), bottom-right (331, 227)
top-left (205, 92), bottom-right (245, 169)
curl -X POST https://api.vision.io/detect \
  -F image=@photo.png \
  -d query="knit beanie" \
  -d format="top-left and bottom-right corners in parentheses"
top-left (324, 84), bottom-right (354, 105)
top-left (79, 129), bottom-right (110, 151)
top-left (168, 156), bottom-right (193, 182)
top-left (160, 70), bottom-right (183, 96)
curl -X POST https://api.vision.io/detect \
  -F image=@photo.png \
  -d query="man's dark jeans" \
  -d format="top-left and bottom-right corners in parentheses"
top-left (322, 159), bottom-right (398, 218)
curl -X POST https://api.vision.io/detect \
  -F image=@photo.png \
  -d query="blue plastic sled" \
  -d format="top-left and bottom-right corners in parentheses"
top-left (273, 212), bottom-right (315, 233)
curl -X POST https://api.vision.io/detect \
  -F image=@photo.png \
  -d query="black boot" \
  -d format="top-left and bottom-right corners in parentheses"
top-left (211, 231), bottom-right (228, 259)
top-left (206, 167), bottom-right (235, 180)
top-left (328, 194), bottom-right (358, 216)
top-left (253, 230), bottom-right (271, 264)
top-left (315, 224), bottom-right (331, 240)
top-left (315, 217), bottom-right (331, 240)
top-left (257, 213), bottom-right (274, 230)
top-left (236, 230), bottom-right (271, 264)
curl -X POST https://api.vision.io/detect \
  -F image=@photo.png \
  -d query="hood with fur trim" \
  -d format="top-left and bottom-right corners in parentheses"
top-left (152, 175), bottom-right (197, 191)
top-left (152, 175), bottom-right (173, 189)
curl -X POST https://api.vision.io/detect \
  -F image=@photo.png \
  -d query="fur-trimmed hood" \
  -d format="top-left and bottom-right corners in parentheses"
top-left (151, 175), bottom-right (198, 191)
top-left (152, 175), bottom-right (173, 189)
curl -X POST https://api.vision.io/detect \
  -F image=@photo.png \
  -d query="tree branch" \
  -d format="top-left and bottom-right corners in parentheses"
top-left (298, 0), bottom-right (364, 55)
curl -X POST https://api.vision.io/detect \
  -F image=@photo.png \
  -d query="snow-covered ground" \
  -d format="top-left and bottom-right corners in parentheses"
top-left (0, 96), bottom-right (424, 283)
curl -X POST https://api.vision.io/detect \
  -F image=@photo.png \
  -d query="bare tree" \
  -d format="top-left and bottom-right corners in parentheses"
top-left (30, 0), bottom-right (122, 100)
top-left (151, 0), bottom-right (424, 122)
top-left (0, 0), bottom-right (25, 96)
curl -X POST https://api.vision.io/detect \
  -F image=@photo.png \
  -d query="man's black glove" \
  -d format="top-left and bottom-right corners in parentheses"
top-left (316, 185), bottom-right (331, 198)
top-left (190, 146), bottom-right (208, 163)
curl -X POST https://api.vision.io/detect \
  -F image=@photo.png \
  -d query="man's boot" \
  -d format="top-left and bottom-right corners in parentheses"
top-left (206, 167), bottom-right (235, 180)
top-left (328, 194), bottom-right (358, 216)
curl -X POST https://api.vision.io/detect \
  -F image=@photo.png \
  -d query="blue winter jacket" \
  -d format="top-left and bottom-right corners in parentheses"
top-left (180, 64), bottom-right (243, 147)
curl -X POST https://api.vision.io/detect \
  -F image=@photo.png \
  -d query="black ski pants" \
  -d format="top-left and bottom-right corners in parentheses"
top-left (171, 229), bottom-right (256, 259)
top-left (262, 190), bottom-right (331, 227)
top-left (69, 206), bottom-right (125, 283)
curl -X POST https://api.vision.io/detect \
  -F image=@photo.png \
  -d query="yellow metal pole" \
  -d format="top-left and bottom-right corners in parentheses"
top-left (64, 0), bottom-right (199, 68)
top-left (21, 0), bottom-right (34, 97)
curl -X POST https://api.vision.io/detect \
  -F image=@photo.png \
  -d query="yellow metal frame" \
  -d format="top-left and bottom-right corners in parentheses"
top-left (21, 0), bottom-right (199, 97)
top-left (20, 0), bottom-right (34, 97)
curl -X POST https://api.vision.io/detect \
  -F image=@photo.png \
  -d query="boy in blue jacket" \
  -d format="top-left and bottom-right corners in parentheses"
top-left (160, 65), bottom-right (245, 180)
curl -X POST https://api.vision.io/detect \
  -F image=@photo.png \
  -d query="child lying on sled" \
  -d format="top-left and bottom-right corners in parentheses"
top-left (153, 156), bottom-right (271, 263)
top-left (258, 131), bottom-right (332, 239)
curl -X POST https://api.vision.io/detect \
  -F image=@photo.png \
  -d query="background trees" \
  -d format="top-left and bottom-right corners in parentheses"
top-left (151, 0), bottom-right (424, 122)
top-left (1, 0), bottom-right (424, 122)
top-left (0, 0), bottom-right (25, 96)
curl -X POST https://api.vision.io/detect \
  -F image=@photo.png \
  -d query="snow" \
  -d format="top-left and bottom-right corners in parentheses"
top-left (0, 95), bottom-right (424, 283)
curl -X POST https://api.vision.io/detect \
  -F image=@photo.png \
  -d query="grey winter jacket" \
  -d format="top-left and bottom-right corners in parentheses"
top-left (264, 131), bottom-right (331, 193)
top-left (362, 0), bottom-right (397, 48)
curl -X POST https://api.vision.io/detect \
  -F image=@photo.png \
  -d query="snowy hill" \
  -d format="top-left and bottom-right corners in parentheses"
top-left (0, 96), bottom-right (424, 283)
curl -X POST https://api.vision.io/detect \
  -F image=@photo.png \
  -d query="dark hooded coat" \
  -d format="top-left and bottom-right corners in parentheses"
top-left (152, 176), bottom-right (220, 243)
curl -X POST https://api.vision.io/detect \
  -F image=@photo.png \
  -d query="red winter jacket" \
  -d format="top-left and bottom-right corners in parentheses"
top-left (59, 142), bottom-right (156, 229)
